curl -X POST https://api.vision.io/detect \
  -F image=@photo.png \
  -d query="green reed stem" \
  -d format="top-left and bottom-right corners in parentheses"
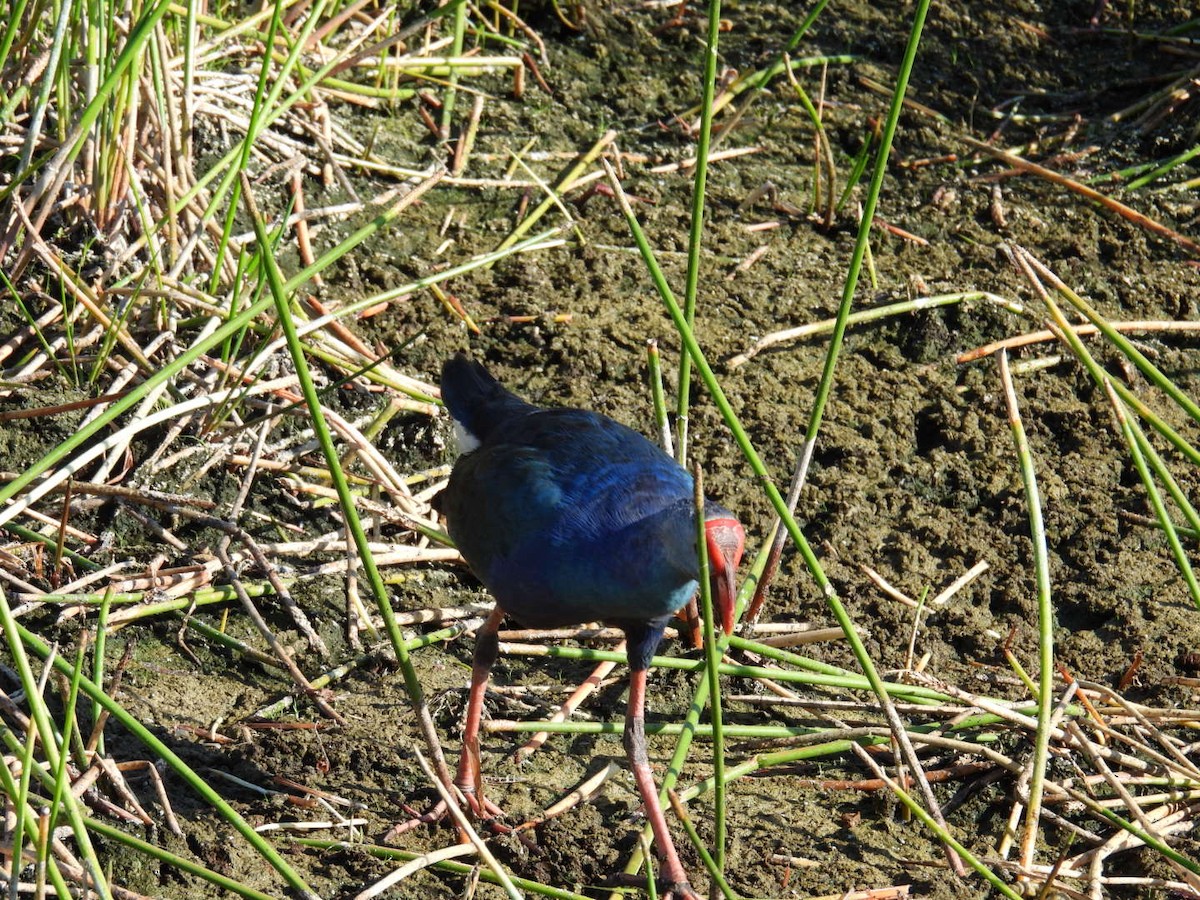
top-left (294, 838), bottom-right (592, 899)
top-left (608, 0), bottom-right (981, 878)
top-left (0, 220), bottom-right (555, 528)
top-left (673, 0), bottom-right (724, 464)
top-left (2, 0), bottom-right (172, 201)
top-left (0, 593), bottom-right (111, 899)
top-left (501, 640), bottom-right (959, 704)
top-left (708, 0), bottom-right (830, 146)
top-left (670, 795), bottom-right (737, 900)
top-left (0, 724), bottom-right (73, 900)
top-left (1108, 384), bottom-right (1200, 609)
top-left (85, 817), bottom-right (280, 900)
top-left (1014, 246), bottom-right (1200, 608)
top-left (996, 349), bottom-right (1055, 869)
top-left (854, 749), bottom-right (1023, 899)
top-left (245, 177), bottom-right (458, 800)
top-left (647, 339), bottom-right (673, 456)
top-left (8, 619), bottom-right (318, 897)
top-left (1029, 256), bottom-right (1200, 427)
top-left (615, 513), bottom-right (774, 886)
top-left (692, 463), bottom-right (726, 873)
top-left (440, 0), bottom-right (467, 138)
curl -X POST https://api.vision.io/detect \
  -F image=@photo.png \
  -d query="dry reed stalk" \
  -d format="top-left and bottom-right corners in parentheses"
top-left (959, 320), bottom-right (1200, 363)
top-left (214, 543), bottom-right (340, 720)
top-left (514, 651), bottom-right (623, 762)
top-left (959, 134), bottom-right (1200, 256)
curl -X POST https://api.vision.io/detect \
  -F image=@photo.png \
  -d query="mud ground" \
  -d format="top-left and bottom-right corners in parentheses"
top-left (11, 1), bottom-right (1200, 898)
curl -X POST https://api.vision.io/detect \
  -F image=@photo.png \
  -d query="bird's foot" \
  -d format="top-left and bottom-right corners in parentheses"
top-left (384, 784), bottom-right (512, 843)
top-left (455, 782), bottom-right (512, 832)
top-left (384, 799), bottom-right (447, 841)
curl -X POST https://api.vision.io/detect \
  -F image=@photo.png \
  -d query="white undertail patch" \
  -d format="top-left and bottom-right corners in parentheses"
top-left (453, 419), bottom-right (481, 455)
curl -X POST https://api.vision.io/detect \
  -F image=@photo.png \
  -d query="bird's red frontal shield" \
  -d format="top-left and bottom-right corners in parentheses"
top-left (705, 516), bottom-right (744, 635)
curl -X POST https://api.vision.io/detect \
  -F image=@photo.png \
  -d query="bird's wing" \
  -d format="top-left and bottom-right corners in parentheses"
top-left (490, 408), bottom-right (693, 540)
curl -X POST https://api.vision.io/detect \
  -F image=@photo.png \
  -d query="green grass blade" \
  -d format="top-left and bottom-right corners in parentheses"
top-left (996, 349), bottom-right (1056, 871)
top-left (243, 176), bottom-right (462, 812)
top-left (10, 616), bottom-right (319, 898)
top-left (692, 464), bottom-right (726, 874)
top-left (673, 0), bottom-right (725, 463)
top-left (1027, 255), bottom-right (1200, 427)
top-left (0, 592), bottom-right (112, 899)
top-left (2, 0), bottom-right (173, 202)
top-left (646, 339), bottom-right (673, 456)
top-left (1108, 383), bottom-right (1200, 609)
top-left (85, 817), bottom-right (284, 900)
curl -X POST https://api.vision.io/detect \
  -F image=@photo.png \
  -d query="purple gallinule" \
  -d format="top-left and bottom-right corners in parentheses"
top-left (437, 353), bottom-right (744, 899)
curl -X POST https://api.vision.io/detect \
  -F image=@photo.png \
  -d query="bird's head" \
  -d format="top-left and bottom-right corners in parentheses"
top-left (705, 516), bottom-right (745, 635)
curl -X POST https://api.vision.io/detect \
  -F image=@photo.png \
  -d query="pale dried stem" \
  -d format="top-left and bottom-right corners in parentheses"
top-left (959, 320), bottom-right (1200, 364)
top-left (514, 649), bottom-right (622, 763)
top-left (0, 303), bottom-right (64, 366)
top-left (355, 844), bottom-right (479, 900)
top-left (310, 548), bottom-right (459, 573)
top-left (1079, 681), bottom-right (1200, 782)
top-left (295, 482), bottom-right (442, 535)
top-left (92, 756), bottom-right (153, 825)
top-left (241, 532), bottom-right (329, 658)
top-left (959, 134), bottom-right (1200, 256)
top-left (930, 561), bottom-right (989, 606)
top-left (410, 746), bottom-right (523, 900)
top-left (1016, 681), bottom-right (1078, 877)
top-left (0, 376), bottom-right (298, 529)
top-left (918, 673), bottom-right (1188, 782)
top-left (214, 543), bottom-right (339, 720)
top-left (516, 762), bottom-right (620, 830)
top-left (860, 564), bottom-right (917, 607)
top-left (121, 506), bottom-right (188, 551)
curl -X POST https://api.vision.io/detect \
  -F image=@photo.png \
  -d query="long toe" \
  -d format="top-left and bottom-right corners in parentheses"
top-left (384, 799), bottom-right (448, 841)
top-left (661, 880), bottom-right (701, 900)
top-left (464, 791), bottom-right (513, 834)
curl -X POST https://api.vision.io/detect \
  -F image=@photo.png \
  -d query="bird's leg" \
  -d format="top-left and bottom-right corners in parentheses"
top-left (679, 595), bottom-right (703, 649)
top-left (455, 606), bottom-right (508, 823)
top-left (388, 607), bottom-right (509, 841)
top-left (624, 667), bottom-right (700, 900)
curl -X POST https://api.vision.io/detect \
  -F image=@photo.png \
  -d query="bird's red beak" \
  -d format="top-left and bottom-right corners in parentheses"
top-left (705, 517), bottom-right (745, 636)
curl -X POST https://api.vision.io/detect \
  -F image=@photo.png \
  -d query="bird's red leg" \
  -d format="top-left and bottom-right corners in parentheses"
top-left (624, 667), bottom-right (700, 900)
top-left (455, 606), bottom-right (509, 824)
top-left (388, 606), bottom-right (509, 840)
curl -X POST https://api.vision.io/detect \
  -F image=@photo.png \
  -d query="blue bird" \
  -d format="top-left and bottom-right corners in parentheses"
top-left (436, 353), bottom-right (744, 900)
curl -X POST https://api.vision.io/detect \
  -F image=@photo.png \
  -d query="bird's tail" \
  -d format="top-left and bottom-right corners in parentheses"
top-left (440, 353), bottom-right (533, 446)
